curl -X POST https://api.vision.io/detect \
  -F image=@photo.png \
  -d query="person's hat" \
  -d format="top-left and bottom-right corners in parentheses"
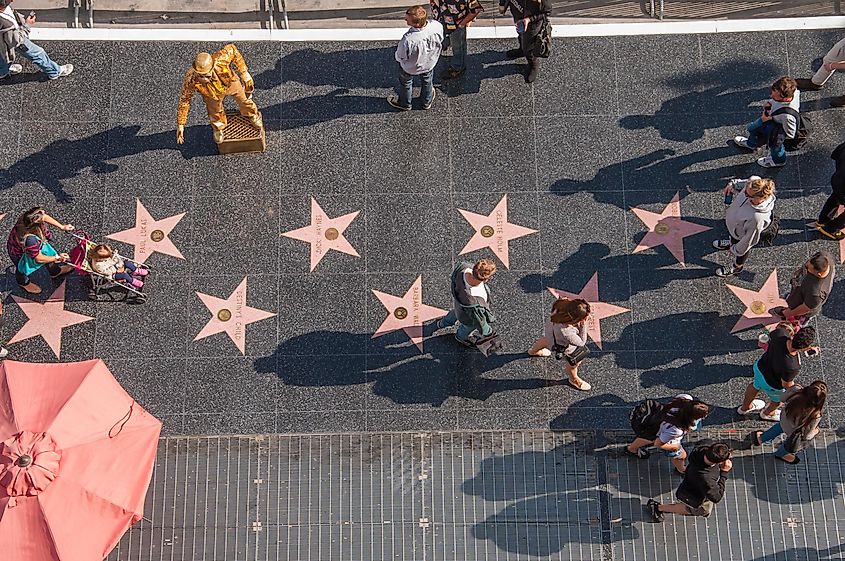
top-left (192, 52), bottom-right (214, 74)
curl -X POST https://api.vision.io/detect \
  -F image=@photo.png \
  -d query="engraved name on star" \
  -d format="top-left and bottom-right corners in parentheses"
top-left (107, 198), bottom-right (186, 263)
top-left (725, 269), bottom-right (787, 334)
top-left (8, 281), bottom-right (94, 358)
top-left (194, 277), bottom-right (276, 354)
top-left (458, 195), bottom-right (537, 269)
top-left (631, 192), bottom-right (711, 266)
top-left (372, 276), bottom-right (447, 353)
top-left (281, 197), bottom-right (360, 271)
top-left (548, 272), bottom-right (629, 350)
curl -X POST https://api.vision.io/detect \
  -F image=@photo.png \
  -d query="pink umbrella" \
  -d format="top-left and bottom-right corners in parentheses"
top-left (0, 360), bottom-right (162, 561)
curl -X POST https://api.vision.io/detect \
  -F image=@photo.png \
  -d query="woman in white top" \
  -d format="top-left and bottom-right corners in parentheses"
top-left (528, 297), bottom-right (592, 391)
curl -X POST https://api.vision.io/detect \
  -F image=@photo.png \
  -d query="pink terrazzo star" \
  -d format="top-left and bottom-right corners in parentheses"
top-left (372, 276), bottom-right (447, 353)
top-left (8, 281), bottom-right (94, 358)
top-left (281, 197), bottom-right (361, 271)
top-left (107, 198), bottom-right (186, 263)
top-left (458, 195), bottom-right (537, 269)
top-left (548, 272), bottom-right (629, 350)
top-left (725, 269), bottom-right (787, 333)
top-left (194, 277), bottom-right (276, 354)
top-left (631, 192), bottom-right (710, 266)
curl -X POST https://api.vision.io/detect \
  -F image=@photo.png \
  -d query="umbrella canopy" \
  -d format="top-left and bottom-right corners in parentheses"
top-left (0, 359), bottom-right (162, 561)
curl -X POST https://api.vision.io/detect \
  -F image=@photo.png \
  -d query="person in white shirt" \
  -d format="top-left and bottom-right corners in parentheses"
top-left (388, 5), bottom-right (443, 111)
top-left (0, 0), bottom-right (73, 80)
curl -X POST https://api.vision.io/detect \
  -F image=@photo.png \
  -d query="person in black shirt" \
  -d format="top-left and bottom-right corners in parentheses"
top-left (498, 0), bottom-right (551, 83)
top-left (737, 323), bottom-right (817, 421)
top-left (647, 442), bottom-right (732, 522)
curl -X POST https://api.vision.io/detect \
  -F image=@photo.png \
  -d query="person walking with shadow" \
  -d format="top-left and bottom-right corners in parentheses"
top-left (388, 5), bottom-right (443, 111)
top-left (712, 176), bottom-right (776, 277)
top-left (0, 0), bottom-right (73, 80)
top-left (750, 381), bottom-right (826, 465)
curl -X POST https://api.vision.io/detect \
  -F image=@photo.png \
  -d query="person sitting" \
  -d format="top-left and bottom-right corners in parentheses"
top-left (6, 207), bottom-right (74, 294)
top-left (87, 244), bottom-right (148, 289)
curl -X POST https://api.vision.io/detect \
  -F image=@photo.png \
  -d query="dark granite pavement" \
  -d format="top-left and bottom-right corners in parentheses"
top-left (1, 31), bottom-right (845, 437)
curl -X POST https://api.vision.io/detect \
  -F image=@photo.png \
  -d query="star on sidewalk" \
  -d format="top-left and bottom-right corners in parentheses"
top-left (631, 192), bottom-right (710, 266)
top-left (548, 272), bottom-right (629, 349)
top-left (107, 198), bottom-right (186, 263)
top-left (8, 281), bottom-right (94, 358)
top-left (372, 276), bottom-right (447, 353)
top-left (458, 195), bottom-right (537, 269)
top-left (725, 269), bottom-right (787, 333)
top-left (281, 197), bottom-right (361, 271)
top-left (194, 277), bottom-right (277, 354)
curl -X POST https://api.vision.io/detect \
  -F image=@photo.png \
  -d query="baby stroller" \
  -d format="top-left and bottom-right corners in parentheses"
top-left (68, 231), bottom-right (151, 303)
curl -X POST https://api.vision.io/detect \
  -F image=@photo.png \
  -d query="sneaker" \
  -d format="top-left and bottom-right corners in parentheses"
top-left (213, 129), bottom-right (224, 143)
top-left (49, 64), bottom-right (74, 80)
top-left (0, 63), bottom-right (22, 79)
top-left (733, 136), bottom-right (754, 150)
top-left (439, 67), bottom-right (465, 81)
top-left (130, 278), bottom-right (144, 289)
top-left (422, 89), bottom-right (436, 111)
top-left (134, 267), bottom-right (150, 277)
top-left (795, 78), bottom-right (823, 91)
top-left (760, 409), bottom-right (781, 422)
top-left (757, 154), bottom-right (785, 168)
top-left (505, 48), bottom-right (524, 60)
top-left (818, 225), bottom-right (845, 241)
top-left (770, 306), bottom-right (786, 318)
top-left (0, 347), bottom-right (8, 359)
top-left (646, 499), bottom-right (664, 523)
top-left (249, 113), bottom-right (263, 128)
top-left (737, 399), bottom-right (766, 415)
top-left (831, 95), bottom-right (845, 108)
top-left (386, 95), bottom-right (411, 111)
top-left (715, 264), bottom-right (743, 277)
top-left (455, 334), bottom-right (474, 347)
top-left (712, 239), bottom-right (732, 251)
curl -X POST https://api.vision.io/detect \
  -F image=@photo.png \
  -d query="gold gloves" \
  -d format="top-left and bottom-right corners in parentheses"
top-left (176, 124), bottom-right (185, 145)
top-left (242, 71), bottom-right (254, 95)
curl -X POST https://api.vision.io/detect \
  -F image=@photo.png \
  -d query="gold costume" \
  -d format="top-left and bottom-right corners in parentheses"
top-left (176, 43), bottom-right (259, 133)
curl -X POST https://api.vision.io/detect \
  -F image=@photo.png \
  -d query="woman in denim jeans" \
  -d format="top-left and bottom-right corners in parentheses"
top-left (751, 381), bottom-right (826, 465)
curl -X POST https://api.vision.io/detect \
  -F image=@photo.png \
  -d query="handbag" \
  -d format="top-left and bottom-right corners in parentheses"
top-left (565, 345), bottom-right (589, 366)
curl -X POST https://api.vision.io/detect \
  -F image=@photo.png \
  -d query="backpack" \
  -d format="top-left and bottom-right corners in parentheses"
top-left (759, 213), bottom-right (780, 246)
top-left (629, 399), bottom-right (666, 440)
top-left (772, 107), bottom-right (811, 152)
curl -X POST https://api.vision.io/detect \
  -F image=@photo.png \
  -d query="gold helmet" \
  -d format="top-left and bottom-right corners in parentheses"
top-left (192, 52), bottom-right (214, 75)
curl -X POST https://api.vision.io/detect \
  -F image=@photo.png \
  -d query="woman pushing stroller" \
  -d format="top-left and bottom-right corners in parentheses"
top-left (6, 207), bottom-right (75, 294)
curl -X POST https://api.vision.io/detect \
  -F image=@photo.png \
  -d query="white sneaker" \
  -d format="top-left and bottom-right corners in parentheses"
top-left (0, 63), bottom-right (22, 79)
top-left (757, 154), bottom-right (785, 168)
top-left (50, 64), bottom-right (74, 79)
top-left (0, 347), bottom-right (9, 359)
top-left (759, 408), bottom-right (781, 422)
top-left (733, 136), bottom-right (754, 150)
top-left (737, 399), bottom-right (766, 415)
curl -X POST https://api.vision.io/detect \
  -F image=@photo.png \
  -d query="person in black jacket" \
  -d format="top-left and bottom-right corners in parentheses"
top-left (646, 441), bottom-right (732, 522)
top-left (498, 0), bottom-right (551, 83)
top-left (816, 141), bottom-right (845, 240)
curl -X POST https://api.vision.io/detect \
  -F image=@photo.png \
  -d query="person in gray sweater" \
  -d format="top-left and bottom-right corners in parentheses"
top-left (713, 176), bottom-right (776, 277)
top-left (751, 381), bottom-right (826, 465)
top-left (733, 76), bottom-right (800, 168)
top-left (388, 5), bottom-right (443, 111)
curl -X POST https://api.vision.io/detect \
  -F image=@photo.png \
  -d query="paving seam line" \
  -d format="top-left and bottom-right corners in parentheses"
top-left (30, 15), bottom-right (845, 42)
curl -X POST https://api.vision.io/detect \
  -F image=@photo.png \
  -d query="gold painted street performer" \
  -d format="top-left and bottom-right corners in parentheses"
top-left (176, 43), bottom-right (262, 145)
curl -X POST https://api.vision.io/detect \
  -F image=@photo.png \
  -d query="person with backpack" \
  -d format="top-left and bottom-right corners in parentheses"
top-left (712, 176), bottom-right (776, 277)
top-left (437, 258), bottom-right (497, 346)
top-left (625, 394), bottom-right (711, 474)
top-left (732, 76), bottom-right (804, 168)
top-left (498, 0), bottom-right (551, 84)
top-left (815, 141), bottom-right (845, 241)
top-left (750, 381), bottom-right (826, 465)
top-left (772, 252), bottom-right (835, 328)
top-left (646, 441), bottom-right (733, 522)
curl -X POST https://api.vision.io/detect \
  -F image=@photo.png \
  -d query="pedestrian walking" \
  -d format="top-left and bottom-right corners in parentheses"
top-left (528, 297), bottom-right (592, 391)
top-left (625, 394), bottom-right (710, 474)
top-left (430, 0), bottom-right (483, 81)
top-left (437, 259), bottom-right (496, 346)
top-left (732, 76), bottom-right (801, 168)
top-left (712, 176), bottom-right (776, 277)
top-left (795, 38), bottom-right (845, 107)
top-left (772, 252), bottom-right (834, 327)
top-left (737, 322), bottom-right (818, 421)
top-left (499, 0), bottom-right (551, 83)
top-left (388, 5), bottom-right (444, 111)
top-left (750, 381), bottom-right (826, 465)
top-left (816, 141), bottom-right (845, 240)
top-left (0, 0), bottom-right (73, 80)
top-left (646, 441), bottom-right (732, 522)
top-left (6, 207), bottom-right (75, 294)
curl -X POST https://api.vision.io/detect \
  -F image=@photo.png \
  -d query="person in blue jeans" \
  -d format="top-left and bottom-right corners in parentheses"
top-left (388, 5), bottom-right (443, 111)
top-left (0, 0), bottom-right (73, 80)
top-left (430, 0), bottom-right (483, 80)
top-left (733, 76), bottom-right (800, 168)
top-left (751, 381), bottom-right (826, 465)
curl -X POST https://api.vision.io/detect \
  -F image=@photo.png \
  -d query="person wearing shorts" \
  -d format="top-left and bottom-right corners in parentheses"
top-left (737, 323), bottom-right (817, 421)
top-left (647, 441), bottom-right (732, 523)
